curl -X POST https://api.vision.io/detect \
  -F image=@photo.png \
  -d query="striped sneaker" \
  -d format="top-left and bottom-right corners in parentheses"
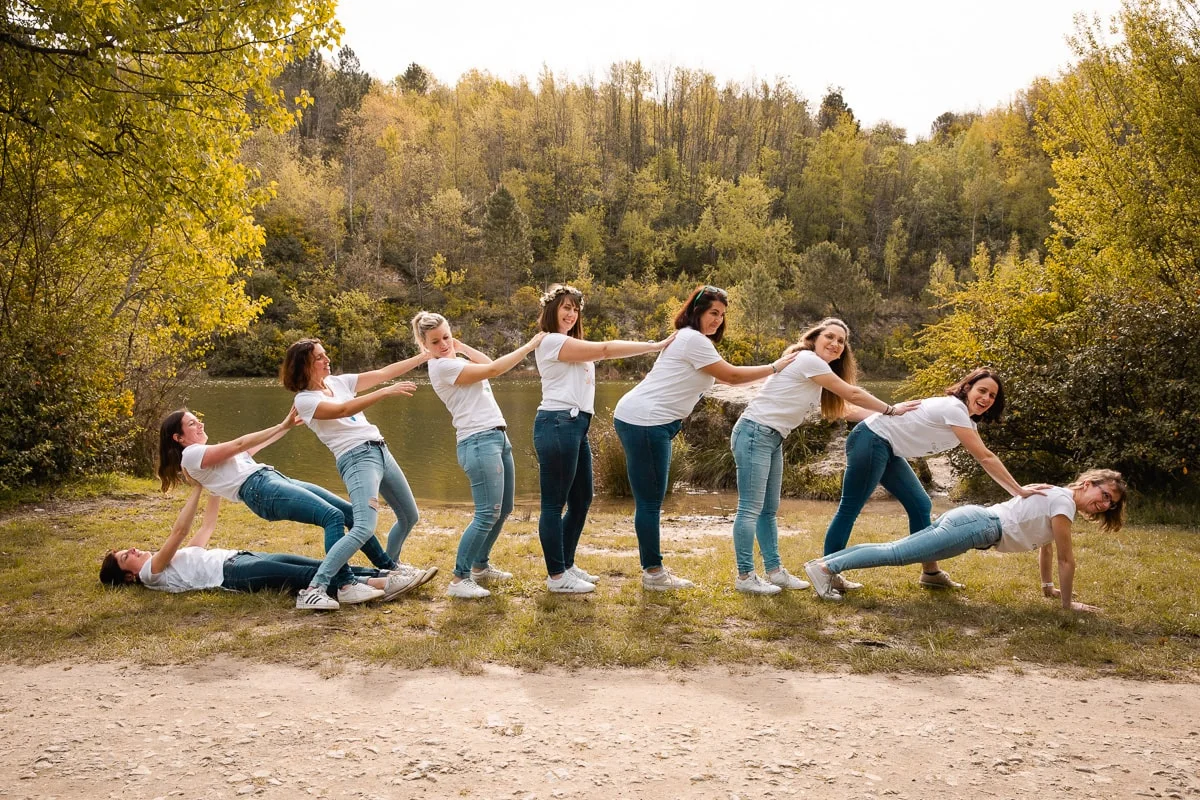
top-left (295, 587), bottom-right (339, 611)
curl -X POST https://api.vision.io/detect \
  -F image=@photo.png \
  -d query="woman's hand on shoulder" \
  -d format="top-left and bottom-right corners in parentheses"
top-left (772, 350), bottom-right (798, 373)
top-left (891, 400), bottom-right (923, 416)
top-left (527, 331), bottom-right (547, 349)
top-left (1017, 483), bottom-right (1054, 498)
top-left (653, 332), bottom-right (677, 352)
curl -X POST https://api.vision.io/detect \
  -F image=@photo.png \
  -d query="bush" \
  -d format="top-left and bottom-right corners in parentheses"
top-left (0, 336), bottom-right (136, 489)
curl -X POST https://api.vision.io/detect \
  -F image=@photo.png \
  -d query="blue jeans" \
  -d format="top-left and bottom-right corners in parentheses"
top-left (823, 423), bottom-right (933, 556)
top-left (730, 418), bottom-right (784, 575)
top-left (614, 417), bottom-right (682, 570)
top-left (221, 551), bottom-right (383, 593)
top-left (311, 442), bottom-right (419, 590)
top-left (824, 506), bottom-right (1002, 574)
top-left (238, 468), bottom-right (395, 570)
top-left (454, 429), bottom-right (515, 578)
top-left (534, 410), bottom-right (594, 576)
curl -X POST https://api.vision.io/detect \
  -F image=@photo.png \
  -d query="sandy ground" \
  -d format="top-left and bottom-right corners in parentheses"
top-left (2, 661), bottom-right (1198, 800)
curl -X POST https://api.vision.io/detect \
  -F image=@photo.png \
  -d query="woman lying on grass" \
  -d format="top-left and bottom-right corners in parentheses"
top-left (805, 469), bottom-right (1126, 611)
top-left (99, 484), bottom-right (415, 607)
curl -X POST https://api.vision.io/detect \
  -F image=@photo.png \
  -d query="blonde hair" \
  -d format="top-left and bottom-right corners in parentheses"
top-left (411, 311), bottom-right (449, 349)
top-left (784, 318), bottom-right (855, 421)
top-left (1067, 468), bottom-right (1127, 532)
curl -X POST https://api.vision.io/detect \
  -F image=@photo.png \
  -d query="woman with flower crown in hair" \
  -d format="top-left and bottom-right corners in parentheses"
top-left (531, 284), bottom-right (675, 594)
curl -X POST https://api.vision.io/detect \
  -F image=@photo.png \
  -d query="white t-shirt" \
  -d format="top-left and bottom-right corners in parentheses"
top-left (613, 328), bottom-right (721, 426)
top-left (294, 374), bottom-right (384, 460)
top-left (864, 395), bottom-right (976, 458)
top-left (992, 487), bottom-right (1077, 553)
top-left (536, 333), bottom-right (596, 414)
top-left (741, 350), bottom-right (833, 438)
top-left (180, 445), bottom-right (262, 502)
top-left (139, 547), bottom-right (237, 593)
top-left (428, 357), bottom-right (507, 442)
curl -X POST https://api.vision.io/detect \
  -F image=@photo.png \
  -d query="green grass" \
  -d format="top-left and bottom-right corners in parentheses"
top-left (1, 481), bottom-right (1198, 678)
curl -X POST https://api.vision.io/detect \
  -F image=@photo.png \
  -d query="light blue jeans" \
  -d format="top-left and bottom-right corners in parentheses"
top-left (730, 418), bottom-right (784, 575)
top-left (823, 506), bottom-right (1002, 574)
top-left (311, 441), bottom-right (419, 590)
top-left (823, 423), bottom-right (933, 555)
top-left (454, 428), bottom-right (515, 578)
top-left (238, 467), bottom-right (395, 571)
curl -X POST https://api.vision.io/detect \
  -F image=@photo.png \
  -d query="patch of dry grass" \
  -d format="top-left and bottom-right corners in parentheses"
top-left (1, 480), bottom-right (1197, 678)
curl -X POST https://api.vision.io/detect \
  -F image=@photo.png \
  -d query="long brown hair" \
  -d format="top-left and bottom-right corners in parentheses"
top-left (157, 409), bottom-right (188, 492)
top-left (537, 284), bottom-right (584, 338)
top-left (281, 338), bottom-right (322, 392)
top-left (784, 318), bottom-right (856, 421)
top-left (1067, 468), bottom-right (1128, 532)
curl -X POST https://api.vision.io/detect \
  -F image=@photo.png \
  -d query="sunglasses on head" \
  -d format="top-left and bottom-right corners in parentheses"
top-left (691, 285), bottom-right (728, 309)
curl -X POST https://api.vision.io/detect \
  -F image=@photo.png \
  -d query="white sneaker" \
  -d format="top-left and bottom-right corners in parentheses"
top-left (766, 568), bottom-right (810, 590)
top-left (568, 564), bottom-right (599, 583)
top-left (804, 559), bottom-right (842, 601)
top-left (296, 587), bottom-right (339, 611)
top-left (380, 570), bottom-right (424, 602)
top-left (641, 567), bottom-right (695, 591)
top-left (546, 572), bottom-right (596, 594)
top-left (337, 582), bottom-right (385, 605)
top-left (831, 573), bottom-right (863, 592)
top-left (735, 573), bottom-right (783, 595)
top-left (470, 565), bottom-right (513, 584)
top-left (447, 577), bottom-right (491, 599)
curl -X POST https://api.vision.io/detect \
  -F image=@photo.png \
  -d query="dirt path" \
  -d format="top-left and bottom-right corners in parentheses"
top-left (2, 661), bottom-right (1197, 799)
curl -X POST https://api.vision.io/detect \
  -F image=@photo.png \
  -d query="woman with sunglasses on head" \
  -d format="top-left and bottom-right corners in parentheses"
top-left (533, 284), bottom-right (675, 594)
top-left (613, 285), bottom-right (798, 591)
top-left (280, 339), bottom-right (436, 610)
top-left (822, 367), bottom-right (1050, 595)
top-left (411, 311), bottom-right (545, 600)
top-left (729, 318), bottom-right (921, 595)
top-left (807, 469), bottom-right (1124, 609)
top-left (156, 407), bottom-right (423, 609)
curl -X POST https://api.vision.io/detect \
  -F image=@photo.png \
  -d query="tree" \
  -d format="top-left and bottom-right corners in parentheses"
top-left (907, 0), bottom-right (1200, 491)
top-left (400, 63), bottom-right (430, 95)
top-left (793, 242), bottom-right (881, 332)
top-left (732, 262), bottom-right (782, 360)
top-left (817, 87), bottom-right (856, 132)
top-left (481, 185), bottom-right (534, 298)
top-left (0, 0), bottom-right (339, 484)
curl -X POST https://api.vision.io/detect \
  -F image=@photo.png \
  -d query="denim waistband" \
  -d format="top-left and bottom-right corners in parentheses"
top-left (236, 466), bottom-right (275, 501)
top-left (735, 417), bottom-right (784, 441)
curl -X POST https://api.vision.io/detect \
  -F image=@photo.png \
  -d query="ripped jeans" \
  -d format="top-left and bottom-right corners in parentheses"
top-left (309, 441), bottom-right (419, 590)
top-left (453, 428), bottom-right (515, 578)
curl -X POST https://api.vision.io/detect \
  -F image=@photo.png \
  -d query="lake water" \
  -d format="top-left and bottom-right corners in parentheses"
top-left (184, 376), bottom-right (634, 504)
top-left (184, 376), bottom-right (899, 504)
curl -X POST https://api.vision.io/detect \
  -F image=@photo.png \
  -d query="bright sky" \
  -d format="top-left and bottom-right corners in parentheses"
top-left (336, 0), bottom-right (1127, 140)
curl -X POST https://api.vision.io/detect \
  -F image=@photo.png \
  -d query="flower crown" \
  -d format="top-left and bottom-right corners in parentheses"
top-left (539, 284), bottom-right (584, 309)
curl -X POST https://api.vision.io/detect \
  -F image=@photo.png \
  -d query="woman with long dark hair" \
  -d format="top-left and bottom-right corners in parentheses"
top-left (822, 367), bottom-right (1048, 595)
top-left (156, 407), bottom-right (428, 609)
top-left (612, 285), bottom-right (797, 591)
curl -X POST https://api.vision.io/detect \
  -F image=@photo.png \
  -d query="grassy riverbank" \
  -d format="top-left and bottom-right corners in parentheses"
top-left (1, 478), bottom-right (1197, 678)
